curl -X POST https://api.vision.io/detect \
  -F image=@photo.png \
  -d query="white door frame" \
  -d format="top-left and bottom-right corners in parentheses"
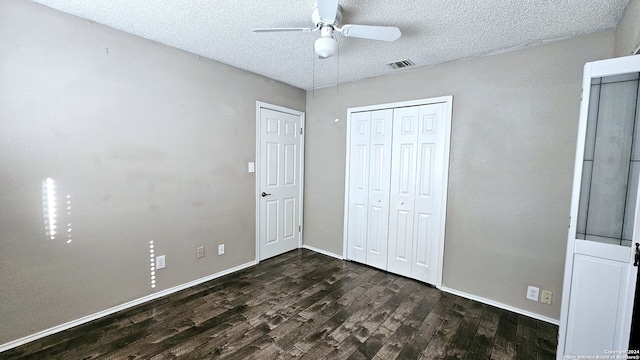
top-left (342, 96), bottom-right (453, 288)
top-left (558, 55), bottom-right (640, 358)
top-left (255, 101), bottom-right (305, 263)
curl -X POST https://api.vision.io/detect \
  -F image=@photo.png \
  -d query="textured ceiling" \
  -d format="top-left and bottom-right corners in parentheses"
top-left (30, 0), bottom-right (630, 90)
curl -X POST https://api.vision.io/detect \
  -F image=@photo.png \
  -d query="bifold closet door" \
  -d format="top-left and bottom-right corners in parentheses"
top-left (346, 110), bottom-right (392, 268)
top-left (347, 112), bottom-right (370, 263)
top-left (364, 109), bottom-right (392, 269)
top-left (388, 103), bottom-right (447, 284)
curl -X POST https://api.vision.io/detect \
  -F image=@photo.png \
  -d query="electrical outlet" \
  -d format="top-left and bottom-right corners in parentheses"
top-left (218, 244), bottom-right (225, 255)
top-left (526, 286), bottom-right (539, 301)
top-left (541, 290), bottom-right (553, 305)
top-left (156, 255), bottom-right (166, 269)
top-left (197, 246), bottom-right (205, 259)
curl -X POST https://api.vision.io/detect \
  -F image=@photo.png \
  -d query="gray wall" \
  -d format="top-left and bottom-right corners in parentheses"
top-left (0, 0), bottom-right (305, 345)
top-left (303, 31), bottom-right (614, 320)
top-left (615, 0), bottom-right (640, 56)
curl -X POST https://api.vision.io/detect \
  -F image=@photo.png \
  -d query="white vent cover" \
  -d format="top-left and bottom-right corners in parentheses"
top-left (387, 59), bottom-right (415, 70)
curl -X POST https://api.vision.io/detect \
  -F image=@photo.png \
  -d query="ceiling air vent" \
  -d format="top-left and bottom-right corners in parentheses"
top-left (387, 59), bottom-right (415, 70)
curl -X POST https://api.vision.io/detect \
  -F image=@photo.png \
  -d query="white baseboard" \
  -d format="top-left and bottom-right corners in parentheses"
top-left (302, 245), bottom-right (344, 260)
top-left (441, 286), bottom-right (560, 325)
top-left (0, 260), bottom-right (257, 353)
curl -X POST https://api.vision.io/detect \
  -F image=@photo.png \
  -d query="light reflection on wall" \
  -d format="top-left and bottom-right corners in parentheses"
top-left (42, 178), bottom-right (72, 243)
top-left (149, 241), bottom-right (156, 288)
top-left (42, 178), bottom-right (57, 240)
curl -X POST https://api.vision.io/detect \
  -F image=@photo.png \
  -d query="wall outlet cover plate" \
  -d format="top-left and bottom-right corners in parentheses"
top-left (526, 285), bottom-right (539, 301)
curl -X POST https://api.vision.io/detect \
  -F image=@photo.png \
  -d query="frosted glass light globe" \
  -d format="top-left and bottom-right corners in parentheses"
top-left (314, 36), bottom-right (338, 58)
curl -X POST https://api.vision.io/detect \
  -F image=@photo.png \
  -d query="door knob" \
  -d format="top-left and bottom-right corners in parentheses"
top-left (261, 192), bottom-right (272, 197)
top-left (377, 199), bottom-right (381, 203)
top-left (400, 201), bottom-right (404, 205)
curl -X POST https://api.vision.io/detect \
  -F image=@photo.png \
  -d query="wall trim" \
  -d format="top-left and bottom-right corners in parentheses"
top-left (0, 260), bottom-right (257, 353)
top-left (441, 286), bottom-right (560, 325)
top-left (302, 244), bottom-right (344, 260)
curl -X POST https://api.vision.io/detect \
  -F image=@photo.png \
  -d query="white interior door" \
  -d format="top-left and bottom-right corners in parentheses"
top-left (258, 105), bottom-right (303, 261)
top-left (345, 97), bottom-right (452, 288)
top-left (411, 103), bottom-right (448, 284)
top-left (559, 56), bottom-right (640, 358)
top-left (365, 109), bottom-right (393, 269)
top-left (347, 112), bottom-right (370, 263)
top-left (387, 104), bottom-right (448, 283)
top-left (388, 106), bottom-right (420, 277)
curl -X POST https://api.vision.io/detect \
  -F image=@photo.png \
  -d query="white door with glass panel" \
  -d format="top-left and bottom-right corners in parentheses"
top-left (258, 105), bottom-right (303, 261)
top-left (558, 56), bottom-right (640, 358)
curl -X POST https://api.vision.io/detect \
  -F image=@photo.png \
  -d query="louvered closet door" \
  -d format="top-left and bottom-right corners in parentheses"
top-left (365, 109), bottom-right (393, 269)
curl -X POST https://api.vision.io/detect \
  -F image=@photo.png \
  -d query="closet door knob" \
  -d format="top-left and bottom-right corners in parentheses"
top-left (377, 199), bottom-right (381, 203)
top-left (400, 201), bottom-right (404, 205)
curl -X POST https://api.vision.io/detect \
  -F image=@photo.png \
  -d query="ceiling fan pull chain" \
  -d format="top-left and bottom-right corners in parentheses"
top-left (336, 37), bottom-right (340, 94)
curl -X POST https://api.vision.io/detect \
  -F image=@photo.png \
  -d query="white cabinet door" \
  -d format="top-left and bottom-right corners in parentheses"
top-left (365, 109), bottom-right (393, 269)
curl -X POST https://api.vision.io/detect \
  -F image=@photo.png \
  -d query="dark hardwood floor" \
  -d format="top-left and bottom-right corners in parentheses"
top-left (1, 249), bottom-right (558, 359)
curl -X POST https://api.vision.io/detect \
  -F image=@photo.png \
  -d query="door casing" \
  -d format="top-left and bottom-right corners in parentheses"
top-left (255, 101), bottom-right (305, 262)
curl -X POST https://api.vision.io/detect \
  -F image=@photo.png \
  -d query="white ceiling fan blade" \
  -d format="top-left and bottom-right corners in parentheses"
top-left (317, 0), bottom-right (339, 23)
top-left (253, 27), bottom-right (314, 33)
top-left (339, 24), bottom-right (401, 41)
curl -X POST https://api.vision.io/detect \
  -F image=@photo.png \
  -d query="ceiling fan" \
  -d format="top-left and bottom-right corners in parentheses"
top-left (253, 0), bottom-right (402, 59)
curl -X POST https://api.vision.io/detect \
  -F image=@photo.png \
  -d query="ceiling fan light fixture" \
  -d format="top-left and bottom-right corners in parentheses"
top-left (314, 36), bottom-right (338, 58)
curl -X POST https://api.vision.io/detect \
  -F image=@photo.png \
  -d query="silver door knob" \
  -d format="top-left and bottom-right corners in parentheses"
top-left (377, 199), bottom-right (381, 202)
top-left (400, 201), bottom-right (404, 205)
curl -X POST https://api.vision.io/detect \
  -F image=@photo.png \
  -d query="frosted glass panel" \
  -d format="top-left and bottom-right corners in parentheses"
top-left (577, 74), bottom-right (640, 246)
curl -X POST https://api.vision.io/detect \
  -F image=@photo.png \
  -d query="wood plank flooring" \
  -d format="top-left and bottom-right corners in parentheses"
top-left (0, 249), bottom-right (558, 359)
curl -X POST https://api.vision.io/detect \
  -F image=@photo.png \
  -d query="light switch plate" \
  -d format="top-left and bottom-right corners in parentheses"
top-left (156, 255), bottom-right (166, 269)
top-left (248, 162), bottom-right (255, 173)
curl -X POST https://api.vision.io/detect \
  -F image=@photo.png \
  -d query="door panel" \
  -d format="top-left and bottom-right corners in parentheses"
top-left (388, 107), bottom-right (419, 277)
top-left (565, 253), bottom-right (630, 356)
top-left (259, 107), bottom-right (301, 260)
top-left (345, 98), bottom-right (452, 288)
top-left (365, 109), bottom-right (392, 269)
top-left (347, 112), bottom-right (370, 263)
top-left (412, 104), bottom-right (447, 283)
top-left (265, 199), bottom-right (278, 244)
top-left (283, 197), bottom-right (295, 240)
top-left (559, 58), bottom-right (640, 358)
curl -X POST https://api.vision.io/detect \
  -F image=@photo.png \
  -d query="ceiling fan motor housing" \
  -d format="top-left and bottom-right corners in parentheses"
top-left (312, 5), bottom-right (343, 28)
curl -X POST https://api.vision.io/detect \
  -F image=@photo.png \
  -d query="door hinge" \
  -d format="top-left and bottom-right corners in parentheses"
top-left (300, 128), bottom-right (303, 135)
top-left (299, 225), bottom-right (301, 232)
